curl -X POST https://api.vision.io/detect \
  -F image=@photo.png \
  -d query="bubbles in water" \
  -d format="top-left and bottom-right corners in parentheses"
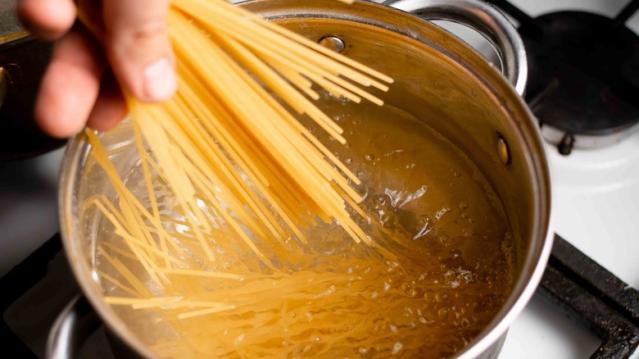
top-left (403, 185), bottom-right (428, 207)
top-left (376, 195), bottom-right (388, 206)
top-left (315, 285), bottom-right (336, 298)
top-left (434, 207), bottom-right (450, 220)
top-left (383, 149), bottom-right (404, 157)
top-left (392, 342), bottom-right (403, 355)
top-left (337, 96), bottom-right (350, 105)
top-left (96, 95), bottom-right (517, 359)
top-left (383, 189), bottom-right (402, 208)
top-left (437, 308), bottom-right (448, 318)
top-left (234, 333), bottom-right (245, 346)
top-left (413, 219), bottom-right (431, 240)
top-left (405, 307), bottom-right (413, 315)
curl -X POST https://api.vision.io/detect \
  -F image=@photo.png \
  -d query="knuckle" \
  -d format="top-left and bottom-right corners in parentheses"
top-left (130, 19), bottom-right (168, 42)
top-left (109, 18), bottom-right (168, 51)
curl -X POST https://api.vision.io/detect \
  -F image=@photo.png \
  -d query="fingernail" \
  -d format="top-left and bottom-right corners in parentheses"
top-left (143, 58), bottom-right (176, 101)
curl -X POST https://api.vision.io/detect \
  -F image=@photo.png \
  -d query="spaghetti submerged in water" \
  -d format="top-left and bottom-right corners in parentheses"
top-left (83, 0), bottom-right (514, 357)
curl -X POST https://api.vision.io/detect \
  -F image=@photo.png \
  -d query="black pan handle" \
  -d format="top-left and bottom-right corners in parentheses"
top-left (0, 33), bottom-right (65, 160)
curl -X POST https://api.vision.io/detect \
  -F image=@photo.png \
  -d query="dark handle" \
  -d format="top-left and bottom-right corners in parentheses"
top-left (0, 34), bottom-right (65, 160)
top-left (46, 296), bottom-right (101, 359)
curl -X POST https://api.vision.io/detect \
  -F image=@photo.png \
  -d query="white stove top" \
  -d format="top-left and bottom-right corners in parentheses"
top-left (501, 1), bottom-right (639, 358)
top-left (502, 136), bottom-right (639, 359)
top-left (0, 0), bottom-right (637, 358)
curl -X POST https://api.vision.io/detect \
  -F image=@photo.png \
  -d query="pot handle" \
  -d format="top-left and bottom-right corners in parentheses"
top-left (383, 0), bottom-right (528, 96)
top-left (46, 295), bottom-right (101, 359)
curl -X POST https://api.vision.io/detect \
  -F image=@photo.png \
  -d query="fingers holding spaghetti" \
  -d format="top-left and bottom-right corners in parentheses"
top-left (35, 30), bottom-right (104, 138)
top-left (87, 72), bottom-right (127, 132)
top-left (17, 0), bottom-right (77, 40)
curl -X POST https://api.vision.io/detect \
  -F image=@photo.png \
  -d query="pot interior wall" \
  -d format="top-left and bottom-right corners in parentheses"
top-left (274, 15), bottom-right (535, 275)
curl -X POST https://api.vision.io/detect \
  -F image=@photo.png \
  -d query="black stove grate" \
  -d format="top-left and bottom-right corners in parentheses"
top-left (540, 236), bottom-right (639, 358)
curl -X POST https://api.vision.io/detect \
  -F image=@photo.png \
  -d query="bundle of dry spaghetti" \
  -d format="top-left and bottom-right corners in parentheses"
top-left (87, 0), bottom-right (396, 267)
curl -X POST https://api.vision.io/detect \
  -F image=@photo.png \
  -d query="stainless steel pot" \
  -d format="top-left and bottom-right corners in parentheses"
top-left (52, 0), bottom-right (553, 358)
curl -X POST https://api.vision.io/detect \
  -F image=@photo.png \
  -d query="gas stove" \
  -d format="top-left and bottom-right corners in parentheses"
top-left (493, 1), bottom-right (639, 358)
top-left (1, 0), bottom-right (638, 358)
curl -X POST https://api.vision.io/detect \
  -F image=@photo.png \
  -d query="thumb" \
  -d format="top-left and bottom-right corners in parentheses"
top-left (102, 0), bottom-right (176, 103)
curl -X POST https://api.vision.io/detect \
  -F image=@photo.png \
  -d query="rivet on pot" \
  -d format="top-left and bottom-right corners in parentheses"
top-left (318, 36), bottom-right (345, 53)
top-left (497, 134), bottom-right (511, 166)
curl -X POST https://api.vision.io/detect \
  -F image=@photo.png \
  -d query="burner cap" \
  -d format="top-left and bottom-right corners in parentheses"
top-left (520, 11), bottom-right (639, 154)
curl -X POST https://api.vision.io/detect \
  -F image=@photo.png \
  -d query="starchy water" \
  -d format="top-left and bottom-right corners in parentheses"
top-left (90, 95), bottom-right (514, 358)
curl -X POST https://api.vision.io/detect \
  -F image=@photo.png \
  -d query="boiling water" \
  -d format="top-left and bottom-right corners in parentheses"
top-left (92, 96), bottom-right (514, 358)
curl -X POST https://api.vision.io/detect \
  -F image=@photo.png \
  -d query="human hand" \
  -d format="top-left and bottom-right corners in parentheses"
top-left (18, 0), bottom-right (176, 138)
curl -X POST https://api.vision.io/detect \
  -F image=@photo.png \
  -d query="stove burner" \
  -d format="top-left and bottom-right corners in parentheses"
top-left (524, 12), bottom-right (639, 154)
top-left (488, 0), bottom-right (639, 154)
